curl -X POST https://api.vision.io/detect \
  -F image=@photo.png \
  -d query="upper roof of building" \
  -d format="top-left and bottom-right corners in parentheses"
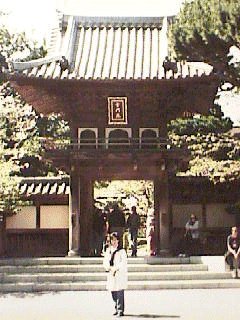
top-left (8, 15), bottom-right (213, 81)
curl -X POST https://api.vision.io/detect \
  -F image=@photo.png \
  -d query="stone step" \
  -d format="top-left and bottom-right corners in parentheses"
top-left (0, 278), bottom-right (240, 293)
top-left (0, 271), bottom-right (231, 283)
top-left (0, 257), bottom-right (191, 266)
top-left (0, 257), bottom-right (107, 266)
top-left (0, 256), bottom-right (234, 293)
top-left (0, 263), bottom-right (208, 274)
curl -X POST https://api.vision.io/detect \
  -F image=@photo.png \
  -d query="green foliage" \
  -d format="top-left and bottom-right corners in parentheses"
top-left (0, 82), bottom-right (41, 213)
top-left (0, 26), bottom-right (47, 61)
top-left (0, 159), bottom-right (21, 213)
top-left (169, 115), bottom-right (240, 183)
top-left (0, 83), bottom-right (39, 150)
top-left (185, 156), bottom-right (240, 183)
top-left (0, 25), bottom-right (48, 213)
top-left (0, 82), bottom-right (71, 212)
top-left (0, 80), bottom-right (71, 212)
top-left (209, 103), bottom-right (225, 118)
top-left (113, 180), bottom-right (154, 209)
top-left (0, 24), bottom-right (70, 212)
top-left (170, 0), bottom-right (240, 89)
top-left (168, 115), bottom-right (233, 135)
top-left (37, 114), bottom-right (70, 139)
top-left (0, 25), bottom-right (47, 85)
top-left (94, 180), bottom-right (154, 213)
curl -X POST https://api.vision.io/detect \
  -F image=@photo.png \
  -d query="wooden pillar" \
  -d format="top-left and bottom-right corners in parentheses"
top-left (36, 204), bottom-right (40, 229)
top-left (0, 212), bottom-right (6, 257)
top-left (154, 178), bottom-right (161, 255)
top-left (79, 176), bottom-right (94, 256)
top-left (68, 170), bottom-right (81, 256)
top-left (154, 171), bottom-right (170, 255)
top-left (202, 202), bottom-right (207, 228)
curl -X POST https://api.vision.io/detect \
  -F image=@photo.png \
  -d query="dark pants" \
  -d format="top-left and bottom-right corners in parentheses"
top-left (93, 232), bottom-right (104, 256)
top-left (111, 290), bottom-right (124, 314)
top-left (225, 252), bottom-right (240, 270)
top-left (130, 228), bottom-right (138, 256)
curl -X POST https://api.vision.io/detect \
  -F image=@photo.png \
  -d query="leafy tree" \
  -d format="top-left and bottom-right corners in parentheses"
top-left (37, 114), bottom-right (70, 139)
top-left (113, 180), bottom-right (154, 210)
top-left (0, 81), bottom-right (70, 213)
top-left (0, 82), bottom-right (41, 213)
top-left (94, 180), bottom-right (154, 213)
top-left (168, 114), bottom-right (233, 135)
top-left (0, 23), bottom-right (70, 212)
top-left (170, 0), bottom-right (240, 90)
top-left (0, 26), bottom-right (47, 61)
top-left (0, 25), bottom-right (47, 84)
top-left (169, 115), bottom-right (240, 183)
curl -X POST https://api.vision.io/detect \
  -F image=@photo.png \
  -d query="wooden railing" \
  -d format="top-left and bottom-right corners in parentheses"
top-left (41, 137), bottom-right (174, 152)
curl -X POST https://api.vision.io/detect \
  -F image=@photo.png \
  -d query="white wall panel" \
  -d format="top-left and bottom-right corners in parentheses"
top-left (6, 206), bottom-right (36, 229)
top-left (40, 205), bottom-right (69, 228)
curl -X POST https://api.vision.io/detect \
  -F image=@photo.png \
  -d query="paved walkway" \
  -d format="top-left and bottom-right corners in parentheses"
top-left (0, 289), bottom-right (239, 320)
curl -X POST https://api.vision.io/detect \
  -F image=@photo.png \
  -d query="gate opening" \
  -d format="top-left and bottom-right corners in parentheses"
top-left (93, 180), bottom-right (155, 256)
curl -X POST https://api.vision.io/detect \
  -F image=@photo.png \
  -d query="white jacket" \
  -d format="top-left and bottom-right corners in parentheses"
top-left (185, 220), bottom-right (199, 239)
top-left (103, 246), bottom-right (128, 291)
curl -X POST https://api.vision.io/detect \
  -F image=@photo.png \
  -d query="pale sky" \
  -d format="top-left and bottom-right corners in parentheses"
top-left (0, 0), bottom-right (185, 41)
top-left (0, 0), bottom-right (185, 30)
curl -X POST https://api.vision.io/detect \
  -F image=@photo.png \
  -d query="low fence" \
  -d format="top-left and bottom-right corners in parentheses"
top-left (5, 229), bottom-right (68, 257)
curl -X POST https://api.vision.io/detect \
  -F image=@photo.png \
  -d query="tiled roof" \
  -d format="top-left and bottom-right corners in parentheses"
top-left (19, 176), bottom-right (239, 200)
top-left (9, 15), bottom-right (213, 81)
top-left (19, 177), bottom-right (69, 196)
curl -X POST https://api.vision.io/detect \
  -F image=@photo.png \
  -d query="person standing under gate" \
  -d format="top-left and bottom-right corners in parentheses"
top-left (108, 203), bottom-right (126, 247)
top-left (92, 208), bottom-right (107, 256)
top-left (103, 232), bottom-right (128, 317)
top-left (146, 215), bottom-right (156, 256)
top-left (225, 226), bottom-right (240, 278)
top-left (127, 206), bottom-right (141, 257)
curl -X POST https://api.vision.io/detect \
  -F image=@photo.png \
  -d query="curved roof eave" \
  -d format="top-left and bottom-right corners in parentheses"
top-left (7, 15), bottom-right (213, 81)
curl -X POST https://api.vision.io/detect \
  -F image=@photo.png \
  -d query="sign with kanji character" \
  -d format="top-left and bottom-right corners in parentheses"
top-left (108, 97), bottom-right (128, 124)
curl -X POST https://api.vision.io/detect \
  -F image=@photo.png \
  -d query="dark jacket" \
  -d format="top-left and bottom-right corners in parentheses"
top-left (108, 209), bottom-right (126, 229)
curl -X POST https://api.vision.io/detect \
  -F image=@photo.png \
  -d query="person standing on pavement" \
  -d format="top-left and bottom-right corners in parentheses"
top-left (225, 226), bottom-right (240, 278)
top-left (103, 232), bottom-right (128, 317)
top-left (127, 206), bottom-right (141, 257)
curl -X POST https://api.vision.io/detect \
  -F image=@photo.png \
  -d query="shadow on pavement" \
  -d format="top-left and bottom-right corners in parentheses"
top-left (124, 314), bottom-right (180, 318)
top-left (0, 291), bottom-right (60, 298)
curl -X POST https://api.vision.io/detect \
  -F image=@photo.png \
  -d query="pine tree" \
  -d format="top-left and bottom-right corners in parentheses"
top-left (170, 0), bottom-right (240, 90)
top-left (168, 115), bottom-right (240, 183)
